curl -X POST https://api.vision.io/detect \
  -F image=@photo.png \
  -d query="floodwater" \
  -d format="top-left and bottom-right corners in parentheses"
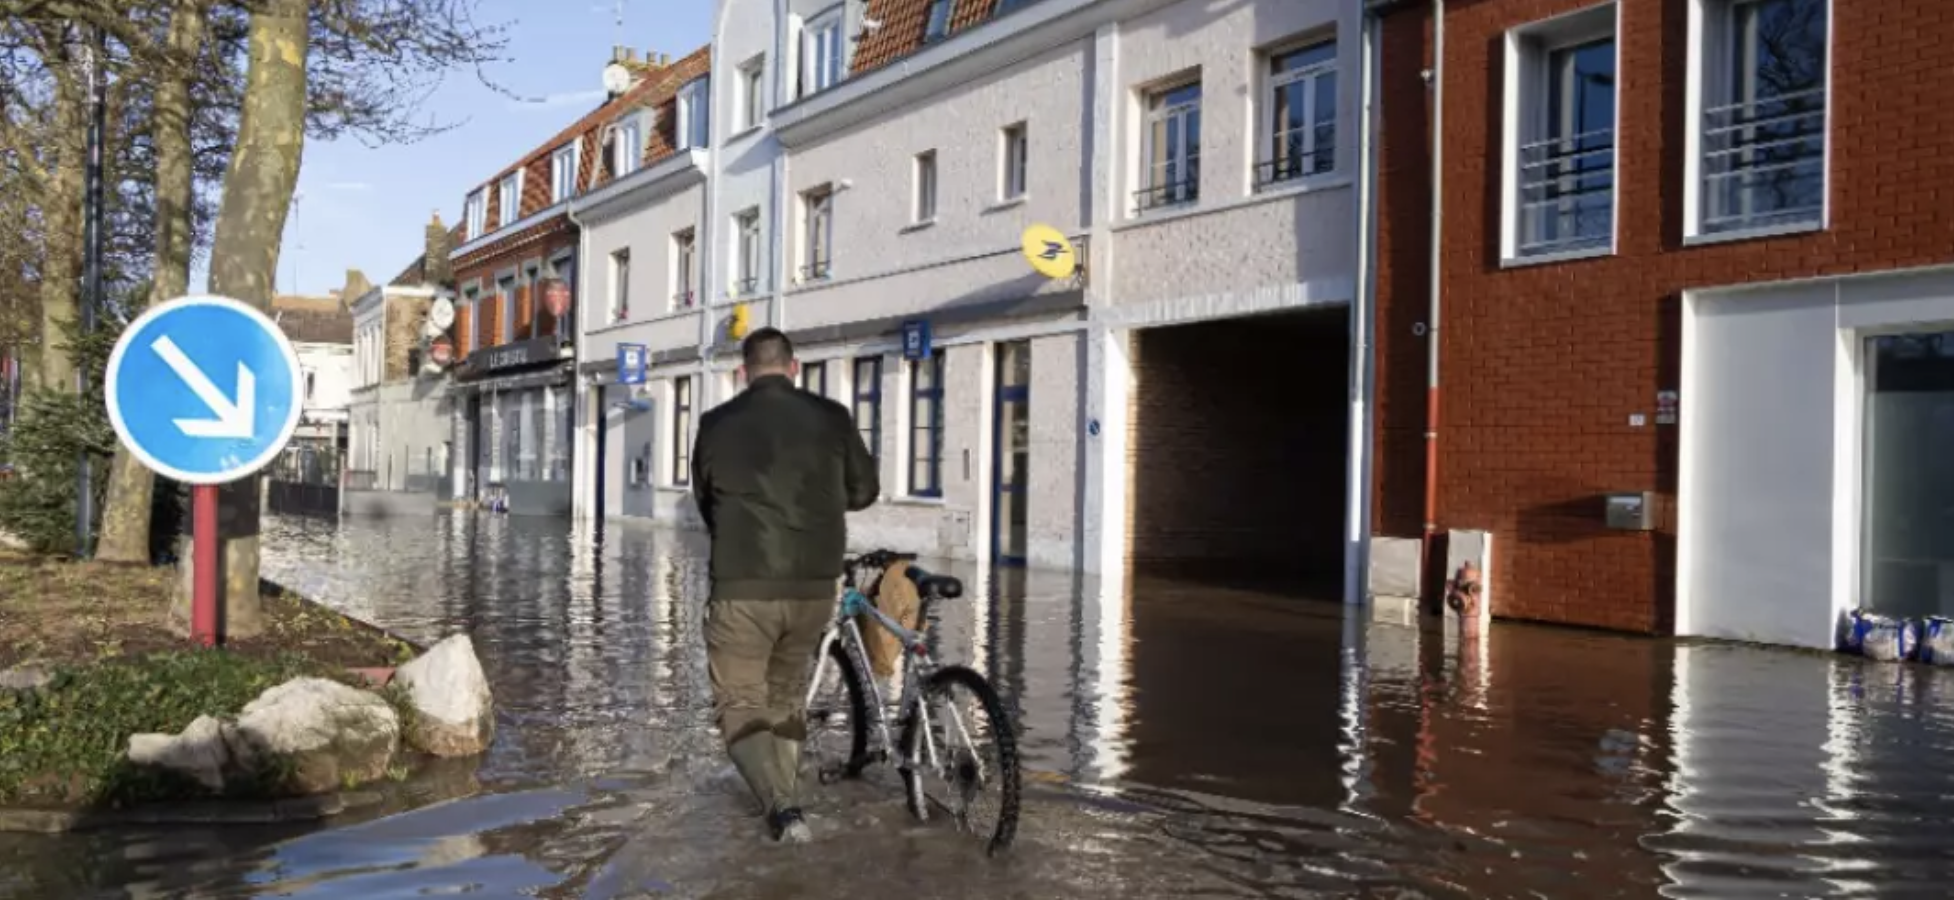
top-left (6, 514), bottom-right (1954, 898)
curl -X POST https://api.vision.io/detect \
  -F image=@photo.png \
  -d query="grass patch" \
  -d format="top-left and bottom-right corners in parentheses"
top-left (0, 650), bottom-right (339, 808)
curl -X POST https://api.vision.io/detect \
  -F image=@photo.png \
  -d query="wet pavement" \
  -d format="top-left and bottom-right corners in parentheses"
top-left (6, 513), bottom-right (1954, 898)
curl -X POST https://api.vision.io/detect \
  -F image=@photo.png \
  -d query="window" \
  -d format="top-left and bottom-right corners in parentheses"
top-left (520, 391), bottom-right (540, 481)
top-left (496, 275), bottom-right (516, 345)
top-left (735, 208), bottom-right (762, 295)
top-left (854, 356), bottom-right (882, 460)
top-left (738, 57), bottom-right (765, 130)
top-left (671, 376), bottom-right (692, 486)
top-left (1506, 10), bottom-right (1617, 259)
top-left (1001, 123), bottom-right (1028, 200)
top-left (304, 370), bottom-right (316, 401)
top-left (524, 263), bottom-right (543, 336)
top-left (497, 171), bottom-right (522, 227)
top-left (801, 184), bottom-right (834, 281)
top-left (551, 143), bottom-right (579, 203)
top-left (463, 286), bottom-right (481, 353)
top-left (610, 248), bottom-right (631, 323)
top-left (1140, 80), bottom-right (1202, 210)
top-left (1697, 0), bottom-right (1827, 236)
top-left (1261, 39), bottom-right (1338, 188)
top-left (800, 360), bottom-right (828, 397)
top-left (611, 115), bottom-right (645, 179)
top-left (913, 151), bottom-right (938, 223)
top-left (924, 0), bottom-right (954, 42)
top-left (672, 229), bottom-right (697, 309)
top-left (677, 77), bottom-right (711, 150)
top-left (908, 352), bottom-right (943, 497)
top-left (805, 10), bottom-right (844, 95)
top-left (465, 190), bottom-right (486, 239)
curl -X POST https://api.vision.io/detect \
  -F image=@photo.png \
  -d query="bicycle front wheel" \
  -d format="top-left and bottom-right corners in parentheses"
top-left (807, 637), bottom-right (872, 782)
top-left (899, 665), bottom-right (1021, 855)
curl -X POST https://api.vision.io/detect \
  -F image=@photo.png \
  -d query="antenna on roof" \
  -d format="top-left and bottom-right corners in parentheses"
top-left (615, 0), bottom-right (624, 37)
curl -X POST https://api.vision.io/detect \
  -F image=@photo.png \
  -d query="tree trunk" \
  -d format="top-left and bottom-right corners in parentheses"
top-left (37, 33), bottom-right (86, 393)
top-left (98, 0), bottom-right (208, 565)
top-left (175, 0), bottom-right (309, 638)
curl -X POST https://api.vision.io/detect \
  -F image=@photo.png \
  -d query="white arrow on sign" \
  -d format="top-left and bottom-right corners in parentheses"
top-left (152, 335), bottom-right (256, 439)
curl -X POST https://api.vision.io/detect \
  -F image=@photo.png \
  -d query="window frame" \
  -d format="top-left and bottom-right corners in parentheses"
top-left (465, 190), bottom-right (486, 240)
top-left (908, 351), bottom-right (944, 499)
top-left (799, 359), bottom-right (828, 397)
top-left (1138, 78), bottom-right (1203, 212)
top-left (551, 142), bottom-right (579, 204)
top-left (738, 57), bottom-right (765, 131)
top-left (854, 356), bottom-right (882, 462)
top-left (805, 9), bottom-right (844, 95)
top-left (672, 229), bottom-right (697, 310)
top-left (670, 376), bottom-right (692, 487)
top-left (1686, 0), bottom-right (1831, 242)
top-left (923, 0), bottom-right (954, 43)
top-left (677, 77), bottom-right (711, 151)
top-left (1001, 123), bottom-right (1029, 200)
top-left (1500, 6), bottom-right (1621, 264)
top-left (462, 284), bottom-right (481, 354)
top-left (497, 170), bottom-right (523, 227)
top-left (1259, 37), bottom-right (1340, 190)
top-left (496, 274), bottom-right (517, 345)
top-left (610, 247), bottom-right (632, 323)
top-left (913, 150), bottom-right (938, 223)
top-left (800, 184), bottom-right (834, 282)
top-left (611, 114), bottom-right (646, 179)
top-left (735, 208), bottom-right (763, 295)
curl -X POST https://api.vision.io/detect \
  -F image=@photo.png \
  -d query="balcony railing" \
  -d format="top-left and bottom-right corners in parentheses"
top-left (1134, 174), bottom-right (1200, 212)
top-left (735, 276), bottom-right (759, 295)
top-left (800, 258), bottom-right (832, 282)
top-left (1255, 141), bottom-right (1335, 189)
top-left (673, 290), bottom-right (696, 309)
top-left (1515, 126), bottom-right (1616, 256)
top-left (1701, 87), bottom-right (1826, 234)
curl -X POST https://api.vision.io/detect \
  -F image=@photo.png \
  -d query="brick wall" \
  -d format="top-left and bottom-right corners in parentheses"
top-left (1374, 0), bottom-right (1954, 633)
top-left (1128, 310), bottom-right (1349, 583)
top-left (381, 294), bottom-right (432, 382)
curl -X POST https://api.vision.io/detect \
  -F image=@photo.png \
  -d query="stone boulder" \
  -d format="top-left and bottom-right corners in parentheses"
top-left (127, 715), bottom-right (230, 792)
top-left (0, 665), bottom-right (51, 693)
top-left (227, 677), bottom-right (400, 795)
top-left (393, 634), bottom-right (495, 757)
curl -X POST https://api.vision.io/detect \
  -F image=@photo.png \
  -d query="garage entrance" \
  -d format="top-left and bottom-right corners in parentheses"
top-left (1126, 305), bottom-right (1350, 594)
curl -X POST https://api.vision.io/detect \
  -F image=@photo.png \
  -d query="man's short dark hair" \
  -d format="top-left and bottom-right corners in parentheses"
top-left (742, 327), bottom-right (794, 371)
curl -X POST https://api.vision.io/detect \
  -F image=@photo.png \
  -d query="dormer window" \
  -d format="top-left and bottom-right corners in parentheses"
top-left (676, 78), bottom-right (710, 150)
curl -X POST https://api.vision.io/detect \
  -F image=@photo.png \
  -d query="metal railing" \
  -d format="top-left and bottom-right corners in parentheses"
top-left (673, 290), bottom-right (695, 309)
top-left (1134, 172), bottom-right (1200, 212)
top-left (1516, 126), bottom-right (1616, 256)
top-left (1701, 87), bottom-right (1826, 233)
top-left (800, 258), bottom-right (832, 281)
top-left (735, 276), bottom-right (760, 295)
top-left (1255, 142), bottom-right (1335, 189)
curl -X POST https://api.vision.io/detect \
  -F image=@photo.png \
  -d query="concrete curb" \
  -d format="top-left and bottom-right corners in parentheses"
top-left (0, 790), bottom-right (384, 834)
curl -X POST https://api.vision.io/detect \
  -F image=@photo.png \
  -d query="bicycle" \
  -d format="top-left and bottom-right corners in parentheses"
top-left (801, 549), bottom-right (1022, 855)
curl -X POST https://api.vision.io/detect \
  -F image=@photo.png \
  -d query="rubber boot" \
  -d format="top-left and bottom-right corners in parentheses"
top-left (727, 731), bottom-right (787, 813)
top-left (774, 738), bottom-right (803, 804)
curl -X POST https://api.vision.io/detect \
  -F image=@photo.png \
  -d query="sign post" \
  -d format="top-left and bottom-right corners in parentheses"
top-left (105, 295), bottom-right (303, 648)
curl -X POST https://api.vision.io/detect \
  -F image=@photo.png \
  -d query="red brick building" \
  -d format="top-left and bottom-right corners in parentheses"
top-left (1372, 0), bottom-right (1954, 642)
top-left (446, 45), bottom-right (711, 512)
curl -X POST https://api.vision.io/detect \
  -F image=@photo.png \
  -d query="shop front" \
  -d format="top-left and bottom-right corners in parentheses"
top-left (452, 335), bottom-right (577, 516)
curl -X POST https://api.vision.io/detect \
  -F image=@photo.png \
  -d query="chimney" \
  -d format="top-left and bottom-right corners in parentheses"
top-left (424, 211), bottom-right (453, 287)
top-left (342, 269), bottom-right (373, 308)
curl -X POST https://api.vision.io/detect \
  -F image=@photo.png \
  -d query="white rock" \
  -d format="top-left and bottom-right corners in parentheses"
top-left (228, 677), bottom-right (400, 795)
top-left (0, 666), bottom-right (51, 693)
top-left (393, 634), bottom-right (495, 758)
top-left (127, 715), bottom-right (231, 792)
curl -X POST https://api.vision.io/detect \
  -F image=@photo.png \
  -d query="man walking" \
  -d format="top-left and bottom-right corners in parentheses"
top-left (690, 327), bottom-right (879, 842)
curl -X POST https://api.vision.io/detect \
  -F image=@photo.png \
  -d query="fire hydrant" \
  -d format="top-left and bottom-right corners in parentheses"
top-left (1445, 560), bottom-right (1482, 622)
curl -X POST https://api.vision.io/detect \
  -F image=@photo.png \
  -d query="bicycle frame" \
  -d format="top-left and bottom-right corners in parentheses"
top-left (805, 584), bottom-right (958, 781)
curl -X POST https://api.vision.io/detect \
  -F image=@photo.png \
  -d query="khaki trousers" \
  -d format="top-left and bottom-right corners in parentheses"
top-left (705, 598), bottom-right (832, 811)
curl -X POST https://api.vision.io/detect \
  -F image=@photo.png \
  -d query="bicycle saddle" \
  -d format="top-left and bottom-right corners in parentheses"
top-left (903, 566), bottom-right (963, 601)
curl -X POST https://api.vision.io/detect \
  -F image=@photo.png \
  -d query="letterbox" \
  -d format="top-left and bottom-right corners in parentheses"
top-left (1604, 492), bottom-right (1656, 531)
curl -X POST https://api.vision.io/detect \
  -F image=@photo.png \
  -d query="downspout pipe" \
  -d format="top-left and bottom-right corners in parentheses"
top-left (1345, 0), bottom-right (1388, 606)
top-left (1422, 0), bottom-right (1446, 604)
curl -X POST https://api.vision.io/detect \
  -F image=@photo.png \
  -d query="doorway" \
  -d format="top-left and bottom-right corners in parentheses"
top-left (593, 385), bottom-right (609, 522)
top-left (992, 340), bottom-right (1031, 566)
top-left (1861, 330), bottom-right (1954, 618)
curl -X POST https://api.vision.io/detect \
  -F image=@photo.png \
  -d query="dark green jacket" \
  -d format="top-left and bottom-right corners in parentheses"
top-left (690, 374), bottom-right (879, 600)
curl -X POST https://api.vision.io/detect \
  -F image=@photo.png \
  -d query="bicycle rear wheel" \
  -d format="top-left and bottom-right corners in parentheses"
top-left (807, 637), bottom-right (872, 782)
top-left (899, 665), bottom-right (1021, 855)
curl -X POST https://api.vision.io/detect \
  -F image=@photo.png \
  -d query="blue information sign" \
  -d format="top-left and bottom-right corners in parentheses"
top-left (105, 295), bottom-right (303, 486)
top-left (618, 342), bottom-right (648, 385)
top-left (901, 320), bottom-right (932, 361)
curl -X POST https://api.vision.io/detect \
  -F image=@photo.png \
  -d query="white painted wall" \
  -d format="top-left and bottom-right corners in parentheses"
top-left (579, 182), bottom-right (706, 352)
top-left (1107, 0), bottom-right (1359, 317)
top-left (1679, 267), bottom-right (1954, 649)
top-left (296, 342), bottom-right (353, 423)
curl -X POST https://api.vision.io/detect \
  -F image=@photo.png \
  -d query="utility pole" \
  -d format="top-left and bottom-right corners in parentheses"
top-left (75, 25), bottom-right (107, 558)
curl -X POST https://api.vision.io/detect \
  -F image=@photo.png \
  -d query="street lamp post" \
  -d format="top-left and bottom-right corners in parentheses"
top-left (75, 26), bottom-right (107, 558)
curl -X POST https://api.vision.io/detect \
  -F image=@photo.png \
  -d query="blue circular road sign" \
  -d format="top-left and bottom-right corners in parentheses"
top-left (105, 295), bottom-right (304, 486)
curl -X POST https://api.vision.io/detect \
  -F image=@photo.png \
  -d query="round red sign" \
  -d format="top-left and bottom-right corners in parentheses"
top-left (541, 278), bottom-right (572, 319)
top-left (429, 338), bottom-right (454, 365)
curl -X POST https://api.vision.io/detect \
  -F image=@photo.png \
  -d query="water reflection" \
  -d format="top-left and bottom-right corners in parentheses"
top-left (6, 514), bottom-right (1954, 897)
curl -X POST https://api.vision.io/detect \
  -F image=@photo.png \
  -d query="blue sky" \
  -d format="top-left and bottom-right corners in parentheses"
top-left (249, 0), bottom-right (713, 298)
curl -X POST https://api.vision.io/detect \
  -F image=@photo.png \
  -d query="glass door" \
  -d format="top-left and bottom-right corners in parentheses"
top-left (992, 341), bottom-right (1032, 566)
top-left (1862, 331), bottom-right (1954, 617)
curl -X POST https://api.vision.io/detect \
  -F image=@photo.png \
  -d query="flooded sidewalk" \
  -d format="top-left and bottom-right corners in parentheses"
top-left (6, 513), bottom-right (1954, 898)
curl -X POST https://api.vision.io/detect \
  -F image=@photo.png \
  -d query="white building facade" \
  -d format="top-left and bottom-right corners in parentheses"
top-left (573, 0), bottom-right (1374, 591)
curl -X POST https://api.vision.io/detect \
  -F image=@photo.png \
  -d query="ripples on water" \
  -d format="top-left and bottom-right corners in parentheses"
top-left (5, 512), bottom-right (1954, 898)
